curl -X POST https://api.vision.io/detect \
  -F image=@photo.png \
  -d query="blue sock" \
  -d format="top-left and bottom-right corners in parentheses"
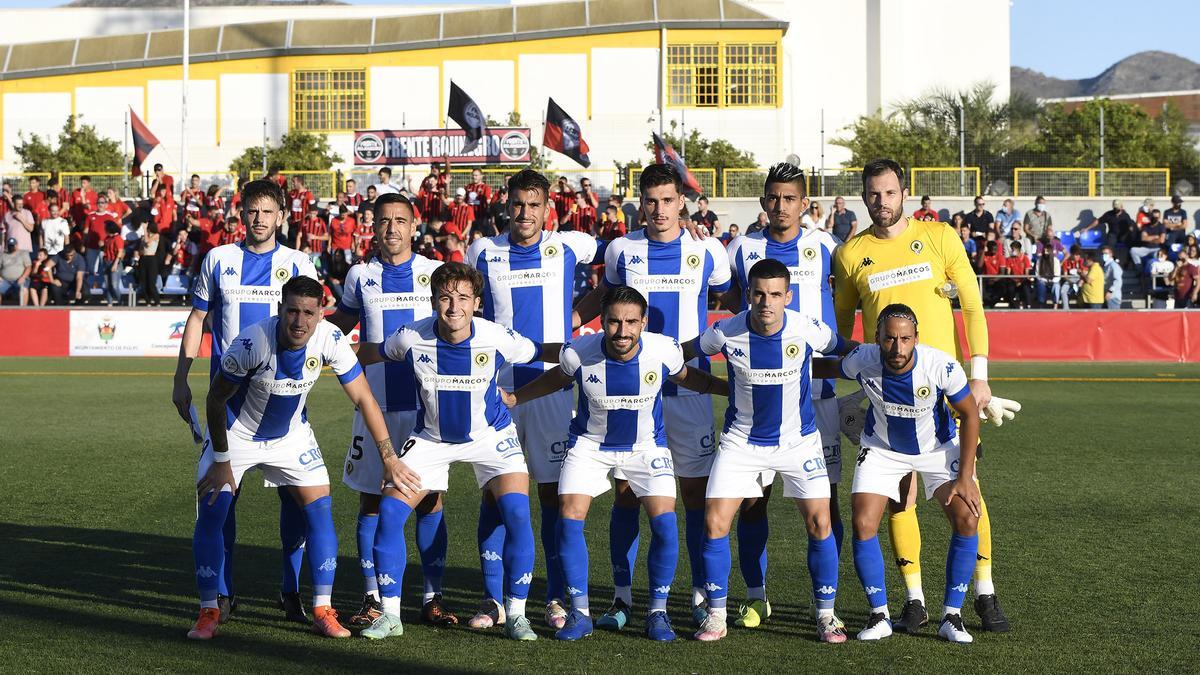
top-left (278, 487), bottom-right (306, 595)
top-left (302, 496), bottom-right (338, 605)
top-left (497, 493), bottom-right (535, 603)
top-left (416, 510), bottom-right (447, 598)
top-left (477, 499), bottom-right (506, 602)
top-left (608, 505), bottom-right (641, 590)
top-left (808, 533), bottom-right (839, 612)
top-left (831, 518), bottom-right (845, 558)
top-left (218, 493), bottom-right (237, 597)
top-left (853, 536), bottom-right (889, 611)
top-left (647, 513), bottom-right (678, 613)
top-left (685, 509), bottom-right (706, 595)
top-left (194, 491), bottom-right (234, 604)
top-left (557, 517), bottom-right (588, 612)
top-left (374, 497), bottom-right (414, 607)
top-left (541, 505), bottom-right (564, 603)
top-left (736, 515), bottom-right (769, 590)
top-left (944, 533), bottom-right (979, 612)
top-left (356, 513), bottom-right (379, 595)
top-left (701, 535), bottom-right (731, 610)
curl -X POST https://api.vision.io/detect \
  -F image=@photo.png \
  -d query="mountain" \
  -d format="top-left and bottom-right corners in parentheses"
top-left (1012, 51), bottom-right (1200, 99)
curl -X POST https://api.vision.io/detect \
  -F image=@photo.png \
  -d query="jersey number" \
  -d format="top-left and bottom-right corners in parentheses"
top-left (350, 435), bottom-right (365, 460)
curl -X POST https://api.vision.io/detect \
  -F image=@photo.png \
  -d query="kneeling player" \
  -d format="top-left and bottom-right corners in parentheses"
top-left (190, 276), bottom-right (392, 640)
top-left (502, 285), bottom-right (727, 642)
top-left (690, 259), bottom-right (857, 643)
top-left (355, 262), bottom-right (560, 641)
top-left (838, 304), bottom-right (983, 643)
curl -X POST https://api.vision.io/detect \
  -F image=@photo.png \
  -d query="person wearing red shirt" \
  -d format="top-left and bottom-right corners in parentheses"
top-left (151, 185), bottom-right (175, 234)
top-left (104, 188), bottom-right (131, 224)
top-left (300, 211), bottom-right (330, 257)
top-left (328, 205), bottom-right (357, 267)
top-left (151, 164), bottom-right (175, 198)
top-left (464, 168), bottom-right (493, 222)
top-left (441, 232), bottom-right (465, 264)
top-left (23, 176), bottom-right (48, 222)
top-left (911, 195), bottom-right (938, 222)
top-left (543, 200), bottom-right (559, 231)
top-left (980, 240), bottom-right (1006, 306)
top-left (266, 168), bottom-right (287, 190)
top-left (70, 177), bottom-right (99, 228)
top-left (180, 174), bottom-right (205, 219)
top-left (204, 185), bottom-right (226, 224)
top-left (561, 191), bottom-right (597, 234)
top-left (84, 194), bottom-right (118, 274)
top-left (597, 205), bottom-right (627, 241)
top-left (1004, 241), bottom-right (1034, 308)
top-left (186, 211), bottom-right (221, 256)
top-left (435, 163), bottom-right (451, 197)
top-left (166, 227), bottom-right (199, 278)
top-left (550, 175), bottom-right (575, 217)
top-left (415, 175), bottom-right (441, 225)
top-left (218, 216), bottom-right (246, 246)
top-left (46, 178), bottom-right (68, 210)
top-left (343, 181), bottom-right (363, 211)
top-left (287, 175), bottom-right (316, 245)
top-left (444, 188), bottom-right (473, 238)
top-left (353, 209), bottom-right (375, 260)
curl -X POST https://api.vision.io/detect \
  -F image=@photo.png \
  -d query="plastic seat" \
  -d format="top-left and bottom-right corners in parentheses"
top-left (1077, 229), bottom-right (1104, 249)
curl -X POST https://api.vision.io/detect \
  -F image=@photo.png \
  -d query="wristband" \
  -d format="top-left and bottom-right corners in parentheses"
top-left (212, 450), bottom-right (231, 463)
top-left (970, 355), bottom-right (988, 382)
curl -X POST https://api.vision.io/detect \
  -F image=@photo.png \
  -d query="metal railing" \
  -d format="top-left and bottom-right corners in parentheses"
top-left (0, 172), bottom-right (51, 194)
top-left (249, 170), bottom-right (338, 201)
top-left (1012, 168), bottom-right (1170, 197)
top-left (910, 167), bottom-right (981, 197)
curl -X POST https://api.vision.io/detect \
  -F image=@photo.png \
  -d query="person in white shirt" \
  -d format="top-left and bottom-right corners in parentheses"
top-left (40, 203), bottom-right (71, 256)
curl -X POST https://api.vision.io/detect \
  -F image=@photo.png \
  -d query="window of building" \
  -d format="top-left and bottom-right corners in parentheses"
top-left (291, 69), bottom-right (367, 132)
top-left (667, 41), bottom-right (778, 108)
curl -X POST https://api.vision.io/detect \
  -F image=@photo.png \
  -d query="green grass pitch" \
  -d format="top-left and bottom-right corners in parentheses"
top-left (1, 357), bottom-right (1198, 672)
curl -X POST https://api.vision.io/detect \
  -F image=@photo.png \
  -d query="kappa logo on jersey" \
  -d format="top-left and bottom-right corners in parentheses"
top-left (359, 558), bottom-right (374, 569)
top-left (816, 585), bottom-right (836, 595)
top-left (629, 255), bottom-right (644, 265)
top-left (318, 557), bottom-right (337, 572)
top-left (331, 329), bottom-right (343, 342)
top-left (544, 245), bottom-right (559, 258)
top-left (643, 370), bottom-right (658, 385)
top-left (515, 573), bottom-right (533, 585)
top-left (489, 256), bottom-right (503, 263)
top-left (896, 558), bottom-right (914, 567)
top-left (481, 550), bottom-right (502, 561)
top-left (586, 373), bottom-right (602, 384)
top-left (273, 267), bottom-right (290, 282)
top-left (803, 247), bottom-right (817, 261)
top-left (703, 582), bottom-right (723, 592)
top-left (916, 385), bottom-right (932, 399)
top-left (785, 343), bottom-right (801, 359)
top-left (654, 585), bottom-right (672, 595)
top-left (417, 353), bottom-right (433, 363)
top-left (377, 573), bottom-right (397, 586)
top-left (305, 356), bottom-right (320, 372)
top-left (946, 363), bottom-right (956, 376)
top-left (223, 266), bottom-right (237, 276)
top-left (952, 582), bottom-right (970, 593)
top-left (865, 586), bottom-right (883, 595)
top-left (567, 586), bottom-right (584, 596)
top-left (364, 278), bottom-right (378, 287)
top-left (860, 257), bottom-right (875, 269)
top-left (474, 352), bottom-right (490, 367)
top-left (747, 251), bottom-right (761, 261)
top-left (910, 240), bottom-right (924, 254)
top-left (259, 363), bottom-right (273, 373)
top-left (685, 253), bottom-right (701, 269)
top-left (417, 273), bottom-right (430, 286)
top-left (730, 347), bottom-right (746, 358)
top-left (196, 566), bottom-right (218, 578)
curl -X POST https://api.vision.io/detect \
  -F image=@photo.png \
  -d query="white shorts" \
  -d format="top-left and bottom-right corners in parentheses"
top-left (342, 409), bottom-right (420, 495)
top-left (851, 442), bottom-right (963, 502)
top-left (813, 396), bottom-right (844, 485)
top-left (558, 437), bottom-right (677, 499)
top-left (198, 426), bottom-right (330, 489)
top-left (707, 432), bottom-right (831, 500)
top-left (510, 388), bottom-right (573, 484)
top-left (662, 394), bottom-right (716, 478)
top-left (390, 424), bottom-right (528, 493)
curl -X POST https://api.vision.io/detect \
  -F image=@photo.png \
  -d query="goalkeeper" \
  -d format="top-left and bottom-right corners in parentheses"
top-left (832, 160), bottom-right (1017, 635)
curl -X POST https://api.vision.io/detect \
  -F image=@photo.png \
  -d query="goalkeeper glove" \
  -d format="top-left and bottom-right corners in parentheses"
top-left (979, 396), bottom-right (1022, 427)
top-left (838, 389), bottom-right (867, 445)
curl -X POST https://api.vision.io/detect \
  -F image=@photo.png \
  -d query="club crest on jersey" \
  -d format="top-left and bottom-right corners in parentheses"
top-left (910, 240), bottom-right (924, 254)
top-left (417, 273), bottom-right (430, 286)
top-left (274, 267), bottom-right (290, 282)
top-left (916, 385), bottom-right (931, 399)
top-left (474, 352), bottom-right (490, 367)
top-left (221, 353), bottom-right (239, 373)
top-left (802, 247), bottom-right (817, 261)
top-left (685, 253), bottom-right (701, 269)
top-left (543, 245), bottom-right (559, 258)
top-left (784, 343), bottom-right (801, 359)
top-left (305, 356), bottom-right (320, 372)
top-left (643, 370), bottom-right (658, 385)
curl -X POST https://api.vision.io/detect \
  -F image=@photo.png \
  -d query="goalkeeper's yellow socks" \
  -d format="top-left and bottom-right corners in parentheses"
top-left (889, 506), bottom-right (923, 602)
top-left (974, 492), bottom-right (995, 596)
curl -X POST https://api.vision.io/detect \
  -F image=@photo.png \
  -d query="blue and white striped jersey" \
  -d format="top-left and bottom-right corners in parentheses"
top-left (338, 255), bottom-right (442, 412)
top-left (603, 229), bottom-right (731, 396)
top-left (467, 230), bottom-right (597, 389)
top-left (219, 317), bottom-right (362, 442)
top-left (193, 242), bottom-right (318, 375)
top-left (381, 316), bottom-right (540, 444)
top-left (698, 309), bottom-right (842, 446)
top-left (726, 228), bottom-right (839, 399)
top-left (560, 331), bottom-right (684, 452)
top-left (839, 343), bottom-right (971, 456)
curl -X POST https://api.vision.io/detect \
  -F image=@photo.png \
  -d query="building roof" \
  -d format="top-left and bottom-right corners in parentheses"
top-left (0, 0), bottom-right (786, 81)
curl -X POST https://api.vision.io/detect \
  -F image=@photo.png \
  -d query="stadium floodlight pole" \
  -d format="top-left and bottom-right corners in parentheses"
top-left (262, 118), bottom-right (268, 174)
top-left (1099, 104), bottom-right (1105, 197)
top-left (820, 108), bottom-right (825, 197)
top-left (958, 103), bottom-right (965, 196)
top-left (181, 0), bottom-right (189, 187)
top-left (123, 111), bottom-right (129, 197)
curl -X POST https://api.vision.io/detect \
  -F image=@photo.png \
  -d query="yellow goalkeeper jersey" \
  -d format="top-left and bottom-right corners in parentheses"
top-left (833, 218), bottom-right (989, 360)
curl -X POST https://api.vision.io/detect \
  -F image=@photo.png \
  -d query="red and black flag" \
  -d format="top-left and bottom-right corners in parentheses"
top-left (129, 107), bottom-right (160, 177)
top-left (543, 98), bottom-right (590, 168)
top-left (651, 132), bottom-right (702, 200)
top-left (447, 81), bottom-right (486, 154)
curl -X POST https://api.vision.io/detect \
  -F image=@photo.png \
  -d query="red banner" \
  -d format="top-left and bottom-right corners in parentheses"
top-left (353, 128), bottom-right (532, 166)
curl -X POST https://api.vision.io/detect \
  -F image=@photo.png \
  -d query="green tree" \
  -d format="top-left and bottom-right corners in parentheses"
top-left (14, 115), bottom-right (124, 173)
top-left (229, 131), bottom-right (342, 177)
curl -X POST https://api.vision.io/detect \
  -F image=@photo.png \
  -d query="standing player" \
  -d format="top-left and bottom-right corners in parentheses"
top-left (190, 276), bottom-right (389, 640)
top-left (466, 169), bottom-right (598, 630)
top-left (835, 305), bottom-right (983, 643)
top-left (692, 259), bottom-right (857, 643)
top-left (172, 179), bottom-right (319, 625)
top-left (354, 263), bottom-right (560, 642)
top-left (575, 163), bottom-right (731, 628)
top-left (325, 193), bottom-right (455, 628)
top-left (719, 162), bottom-right (853, 628)
top-left (502, 285), bottom-right (728, 642)
top-left (832, 159), bottom-right (1011, 633)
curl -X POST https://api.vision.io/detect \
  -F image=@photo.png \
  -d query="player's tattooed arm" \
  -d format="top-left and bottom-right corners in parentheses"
top-left (504, 368), bottom-right (574, 408)
top-left (671, 365), bottom-right (728, 397)
top-left (538, 342), bottom-right (563, 363)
